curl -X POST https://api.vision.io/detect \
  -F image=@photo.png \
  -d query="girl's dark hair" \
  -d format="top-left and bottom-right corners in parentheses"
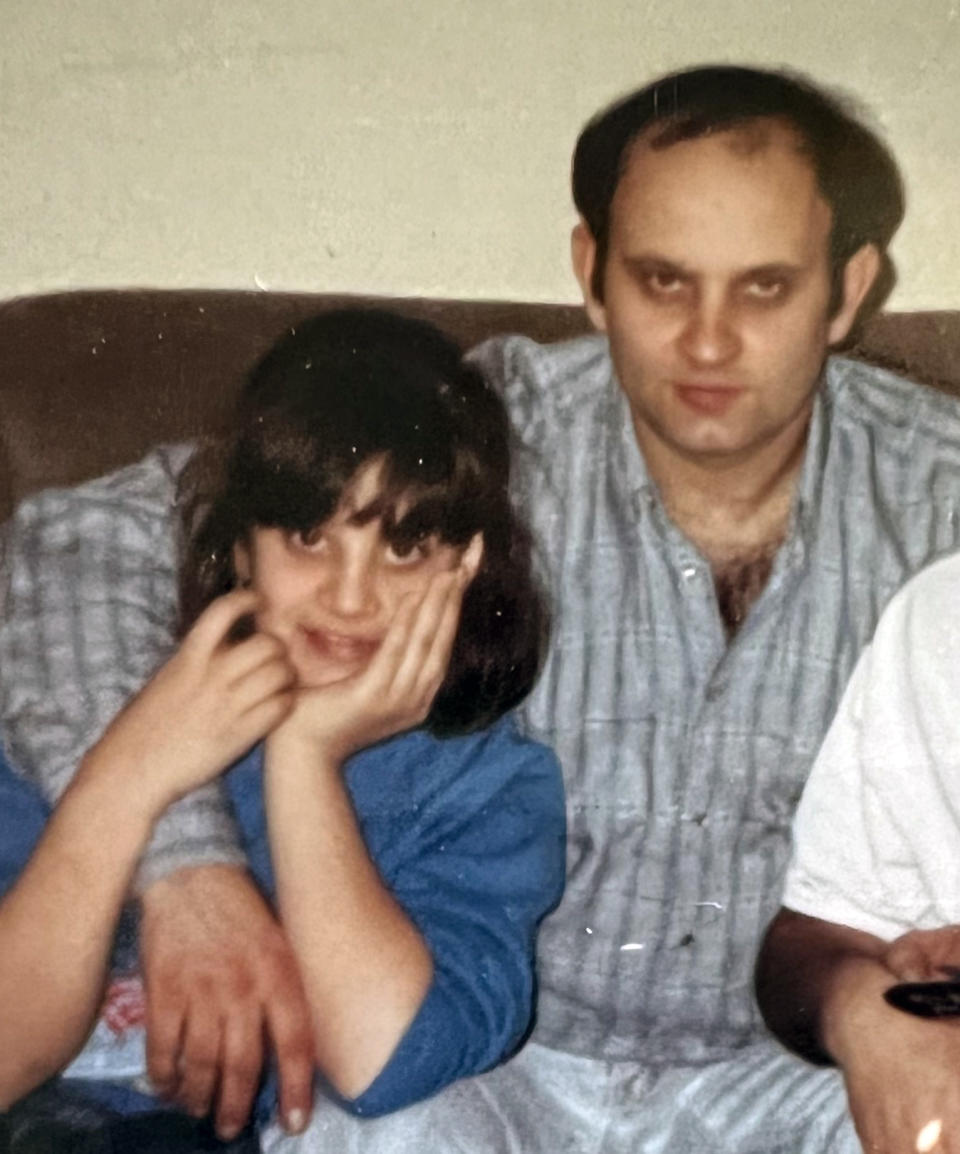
top-left (179, 307), bottom-right (547, 735)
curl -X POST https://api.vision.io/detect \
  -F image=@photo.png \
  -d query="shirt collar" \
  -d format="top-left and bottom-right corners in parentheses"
top-left (790, 362), bottom-right (833, 546)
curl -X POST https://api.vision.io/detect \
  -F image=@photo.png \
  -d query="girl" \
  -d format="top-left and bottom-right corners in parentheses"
top-left (0, 309), bottom-right (566, 1148)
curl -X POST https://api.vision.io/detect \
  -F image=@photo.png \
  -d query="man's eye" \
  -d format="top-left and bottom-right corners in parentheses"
top-left (645, 270), bottom-right (686, 295)
top-left (745, 277), bottom-right (788, 300)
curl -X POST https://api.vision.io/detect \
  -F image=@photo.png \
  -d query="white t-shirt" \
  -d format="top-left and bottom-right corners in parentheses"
top-left (783, 550), bottom-right (960, 941)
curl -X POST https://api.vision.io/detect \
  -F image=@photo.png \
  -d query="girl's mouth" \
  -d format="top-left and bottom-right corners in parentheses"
top-left (300, 627), bottom-right (381, 664)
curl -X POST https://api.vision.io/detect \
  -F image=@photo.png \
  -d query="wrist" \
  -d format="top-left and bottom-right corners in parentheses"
top-left (821, 953), bottom-right (896, 1067)
top-left (139, 861), bottom-right (246, 916)
top-left (75, 741), bottom-right (171, 827)
top-left (54, 756), bottom-right (158, 871)
top-left (81, 702), bottom-right (212, 818)
top-left (267, 719), bottom-right (345, 775)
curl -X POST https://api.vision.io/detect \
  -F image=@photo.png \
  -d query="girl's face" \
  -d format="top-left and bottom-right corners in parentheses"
top-left (234, 460), bottom-right (465, 689)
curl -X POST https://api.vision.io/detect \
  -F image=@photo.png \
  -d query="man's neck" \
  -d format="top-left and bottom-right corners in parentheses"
top-left (634, 405), bottom-right (812, 568)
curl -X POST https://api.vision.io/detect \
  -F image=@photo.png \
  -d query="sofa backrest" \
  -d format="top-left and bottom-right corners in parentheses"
top-left (1, 289), bottom-right (959, 521)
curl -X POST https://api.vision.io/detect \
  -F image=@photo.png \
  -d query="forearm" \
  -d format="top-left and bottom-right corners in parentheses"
top-left (0, 752), bottom-right (160, 1107)
top-left (0, 455), bottom-right (245, 891)
top-left (755, 907), bottom-right (889, 1065)
top-left (264, 731), bottom-right (433, 1100)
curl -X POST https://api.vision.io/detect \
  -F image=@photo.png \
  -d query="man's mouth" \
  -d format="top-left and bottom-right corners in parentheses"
top-left (673, 383), bottom-right (744, 416)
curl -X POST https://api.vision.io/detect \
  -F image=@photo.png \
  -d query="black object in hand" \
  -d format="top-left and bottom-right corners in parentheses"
top-left (885, 980), bottom-right (960, 1018)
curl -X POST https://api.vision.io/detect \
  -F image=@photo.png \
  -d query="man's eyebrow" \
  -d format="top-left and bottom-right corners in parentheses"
top-left (621, 253), bottom-right (691, 274)
top-left (737, 262), bottom-right (802, 279)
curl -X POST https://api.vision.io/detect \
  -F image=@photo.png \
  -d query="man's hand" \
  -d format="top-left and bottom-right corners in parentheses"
top-left (826, 953), bottom-right (960, 1153)
top-left (758, 911), bottom-right (960, 1152)
top-left (885, 925), bottom-right (960, 982)
top-left (139, 864), bottom-right (314, 1141)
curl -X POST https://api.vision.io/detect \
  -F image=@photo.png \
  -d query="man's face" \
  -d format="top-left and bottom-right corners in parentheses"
top-left (575, 121), bottom-right (875, 468)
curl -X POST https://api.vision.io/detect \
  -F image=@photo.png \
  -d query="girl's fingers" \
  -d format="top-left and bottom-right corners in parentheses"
top-left (183, 590), bottom-right (261, 657)
top-left (363, 588), bottom-right (424, 685)
top-left (391, 571), bottom-right (460, 697)
top-left (232, 658), bottom-right (297, 715)
top-left (221, 631), bottom-right (290, 687)
top-left (232, 692), bottom-right (297, 751)
top-left (222, 637), bottom-right (294, 697)
top-left (460, 532), bottom-right (484, 579)
top-left (413, 572), bottom-right (466, 700)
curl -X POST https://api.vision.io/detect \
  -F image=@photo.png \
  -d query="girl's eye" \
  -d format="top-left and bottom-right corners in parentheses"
top-left (289, 527), bottom-right (326, 553)
top-left (385, 539), bottom-right (432, 567)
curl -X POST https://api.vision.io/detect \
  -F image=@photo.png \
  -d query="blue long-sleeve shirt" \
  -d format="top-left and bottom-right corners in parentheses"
top-left (0, 715), bottom-right (565, 1118)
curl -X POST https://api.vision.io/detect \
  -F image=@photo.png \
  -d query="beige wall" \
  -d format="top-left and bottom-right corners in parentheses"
top-left (3, 0), bottom-right (958, 308)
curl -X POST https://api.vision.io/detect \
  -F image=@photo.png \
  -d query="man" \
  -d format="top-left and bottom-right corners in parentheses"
top-left (4, 64), bottom-right (960, 1151)
top-left (757, 552), bottom-right (960, 1154)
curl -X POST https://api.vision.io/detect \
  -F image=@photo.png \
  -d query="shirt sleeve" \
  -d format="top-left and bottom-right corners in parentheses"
top-left (780, 643), bottom-right (895, 935)
top-left (226, 719), bottom-right (567, 1119)
top-left (0, 447), bottom-right (245, 890)
top-left (783, 553), bottom-right (960, 940)
top-left (344, 719), bottom-right (566, 1117)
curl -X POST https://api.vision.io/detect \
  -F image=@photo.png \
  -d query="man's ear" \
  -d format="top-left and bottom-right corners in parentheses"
top-left (571, 219), bottom-right (608, 333)
top-left (827, 243), bottom-right (882, 346)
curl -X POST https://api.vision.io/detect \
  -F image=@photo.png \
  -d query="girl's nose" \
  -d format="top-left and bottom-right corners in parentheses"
top-left (321, 549), bottom-right (379, 621)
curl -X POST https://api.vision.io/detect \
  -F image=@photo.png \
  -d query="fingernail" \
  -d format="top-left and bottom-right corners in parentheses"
top-left (218, 1124), bottom-right (240, 1141)
top-left (285, 1108), bottom-right (306, 1133)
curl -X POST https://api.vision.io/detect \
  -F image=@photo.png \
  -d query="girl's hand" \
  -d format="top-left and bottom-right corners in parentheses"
top-left (278, 535), bottom-right (482, 766)
top-left (87, 589), bottom-right (296, 813)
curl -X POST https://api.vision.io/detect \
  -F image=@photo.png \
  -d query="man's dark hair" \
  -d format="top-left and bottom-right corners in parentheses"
top-left (572, 65), bottom-right (905, 329)
top-left (179, 307), bottom-right (547, 735)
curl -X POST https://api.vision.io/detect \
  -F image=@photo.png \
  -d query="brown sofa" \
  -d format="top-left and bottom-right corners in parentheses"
top-left (2, 289), bottom-right (960, 521)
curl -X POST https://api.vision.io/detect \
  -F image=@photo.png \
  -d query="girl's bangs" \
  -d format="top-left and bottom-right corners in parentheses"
top-left (234, 415), bottom-right (483, 546)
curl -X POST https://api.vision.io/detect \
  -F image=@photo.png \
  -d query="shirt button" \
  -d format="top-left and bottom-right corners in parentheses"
top-left (681, 565), bottom-right (698, 581)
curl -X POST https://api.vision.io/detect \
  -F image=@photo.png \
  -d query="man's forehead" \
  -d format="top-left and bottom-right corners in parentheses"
top-left (610, 119), bottom-right (832, 267)
top-left (620, 116), bottom-right (818, 193)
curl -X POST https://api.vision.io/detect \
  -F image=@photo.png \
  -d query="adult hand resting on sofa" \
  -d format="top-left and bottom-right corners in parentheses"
top-left (139, 865), bottom-right (315, 1136)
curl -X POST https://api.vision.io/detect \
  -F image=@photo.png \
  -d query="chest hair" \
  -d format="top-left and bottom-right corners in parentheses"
top-left (711, 536), bottom-right (785, 637)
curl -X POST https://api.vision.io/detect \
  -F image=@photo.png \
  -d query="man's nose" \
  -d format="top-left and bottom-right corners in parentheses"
top-left (677, 296), bottom-right (741, 367)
